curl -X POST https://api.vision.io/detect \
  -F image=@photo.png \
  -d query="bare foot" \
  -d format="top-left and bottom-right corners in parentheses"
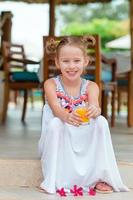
top-left (95, 182), bottom-right (113, 194)
top-left (37, 186), bottom-right (50, 194)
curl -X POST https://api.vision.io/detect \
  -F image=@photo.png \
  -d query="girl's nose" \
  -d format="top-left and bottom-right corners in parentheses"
top-left (69, 62), bottom-right (75, 69)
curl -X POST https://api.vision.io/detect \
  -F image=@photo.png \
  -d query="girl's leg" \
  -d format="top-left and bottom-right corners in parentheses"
top-left (92, 115), bottom-right (129, 192)
top-left (40, 118), bottom-right (64, 194)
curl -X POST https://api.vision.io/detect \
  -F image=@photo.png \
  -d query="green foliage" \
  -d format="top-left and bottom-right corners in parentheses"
top-left (61, 18), bottom-right (129, 49)
top-left (56, 0), bottom-right (129, 24)
top-left (56, 0), bottom-right (129, 51)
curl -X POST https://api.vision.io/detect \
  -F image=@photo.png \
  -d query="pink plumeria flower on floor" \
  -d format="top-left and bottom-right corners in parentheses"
top-left (56, 188), bottom-right (67, 197)
top-left (70, 185), bottom-right (83, 196)
top-left (88, 187), bottom-right (96, 196)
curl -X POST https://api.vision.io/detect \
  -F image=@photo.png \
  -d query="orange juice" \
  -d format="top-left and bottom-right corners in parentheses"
top-left (75, 107), bottom-right (89, 125)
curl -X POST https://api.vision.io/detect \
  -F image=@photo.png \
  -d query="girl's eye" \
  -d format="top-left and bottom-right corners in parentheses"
top-left (63, 60), bottom-right (69, 63)
top-left (75, 59), bottom-right (80, 62)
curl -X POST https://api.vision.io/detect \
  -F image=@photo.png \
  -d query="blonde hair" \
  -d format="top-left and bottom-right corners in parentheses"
top-left (45, 36), bottom-right (95, 58)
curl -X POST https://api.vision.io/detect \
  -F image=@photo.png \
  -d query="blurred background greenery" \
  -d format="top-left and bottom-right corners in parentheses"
top-left (56, 0), bottom-right (129, 52)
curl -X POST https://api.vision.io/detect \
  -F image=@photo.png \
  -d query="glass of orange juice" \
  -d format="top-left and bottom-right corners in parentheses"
top-left (75, 106), bottom-right (89, 125)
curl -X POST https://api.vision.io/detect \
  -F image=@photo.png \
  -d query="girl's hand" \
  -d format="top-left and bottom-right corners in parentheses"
top-left (66, 111), bottom-right (82, 126)
top-left (87, 104), bottom-right (101, 119)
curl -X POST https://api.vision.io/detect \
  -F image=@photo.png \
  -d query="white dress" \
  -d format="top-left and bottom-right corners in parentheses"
top-left (38, 75), bottom-right (129, 194)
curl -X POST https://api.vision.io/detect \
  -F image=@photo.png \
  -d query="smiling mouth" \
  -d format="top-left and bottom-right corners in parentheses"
top-left (67, 71), bottom-right (78, 75)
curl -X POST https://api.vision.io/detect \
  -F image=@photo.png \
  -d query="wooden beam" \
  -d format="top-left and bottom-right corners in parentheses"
top-left (1, 11), bottom-right (12, 43)
top-left (49, 0), bottom-right (55, 36)
top-left (128, 0), bottom-right (133, 126)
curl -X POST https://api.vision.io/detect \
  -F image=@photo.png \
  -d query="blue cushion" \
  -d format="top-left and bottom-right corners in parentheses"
top-left (33, 90), bottom-right (43, 97)
top-left (117, 79), bottom-right (128, 86)
top-left (10, 71), bottom-right (39, 82)
top-left (83, 69), bottom-right (112, 83)
top-left (102, 69), bottom-right (112, 83)
top-left (83, 74), bottom-right (94, 81)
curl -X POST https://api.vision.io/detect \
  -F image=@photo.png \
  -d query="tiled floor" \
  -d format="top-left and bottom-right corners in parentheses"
top-left (0, 103), bottom-right (42, 159)
top-left (0, 102), bottom-right (133, 163)
top-left (0, 187), bottom-right (133, 200)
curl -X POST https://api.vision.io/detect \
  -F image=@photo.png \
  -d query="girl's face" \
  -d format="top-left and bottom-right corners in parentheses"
top-left (55, 45), bottom-right (88, 81)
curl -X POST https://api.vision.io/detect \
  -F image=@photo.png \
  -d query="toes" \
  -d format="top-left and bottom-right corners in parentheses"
top-left (95, 182), bottom-right (113, 191)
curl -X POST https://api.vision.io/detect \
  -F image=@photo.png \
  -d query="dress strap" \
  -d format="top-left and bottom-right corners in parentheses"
top-left (81, 78), bottom-right (89, 95)
top-left (53, 75), bottom-right (64, 93)
top-left (53, 76), bottom-right (89, 95)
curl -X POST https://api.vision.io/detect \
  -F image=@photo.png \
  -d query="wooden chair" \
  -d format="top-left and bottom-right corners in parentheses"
top-left (43, 35), bottom-right (117, 126)
top-left (117, 72), bottom-right (128, 113)
top-left (101, 55), bottom-right (117, 127)
top-left (117, 71), bottom-right (131, 126)
top-left (83, 54), bottom-right (117, 127)
top-left (1, 41), bottom-right (41, 123)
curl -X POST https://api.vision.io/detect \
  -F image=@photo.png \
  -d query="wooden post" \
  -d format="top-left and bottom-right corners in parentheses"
top-left (0, 11), bottom-right (12, 69)
top-left (49, 0), bottom-right (55, 36)
top-left (1, 11), bottom-right (12, 43)
top-left (128, 0), bottom-right (133, 126)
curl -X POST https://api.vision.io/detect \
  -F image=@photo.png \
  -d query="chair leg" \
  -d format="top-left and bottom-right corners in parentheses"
top-left (2, 83), bottom-right (9, 123)
top-left (111, 90), bottom-right (115, 127)
top-left (101, 90), bottom-right (108, 119)
top-left (117, 90), bottom-right (121, 115)
top-left (21, 89), bottom-right (28, 122)
top-left (41, 88), bottom-right (45, 104)
top-left (14, 91), bottom-right (18, 105)
top-left (30, 90), bottom-right (34, 108)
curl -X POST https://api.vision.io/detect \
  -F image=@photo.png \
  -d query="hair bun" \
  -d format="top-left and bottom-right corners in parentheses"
top-left (81, 35), bottom-right (96, 46)
top-left (45, 38), bottom-right (58, 54)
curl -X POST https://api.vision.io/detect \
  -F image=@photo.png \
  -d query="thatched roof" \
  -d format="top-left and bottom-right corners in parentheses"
top-left (0, 0), bottom-right (112, 4)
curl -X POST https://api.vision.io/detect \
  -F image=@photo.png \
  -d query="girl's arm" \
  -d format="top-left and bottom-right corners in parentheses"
top-left (86, 81), bottom-right (101, 118)
top-left (44, 79), bottom-right (82, 125)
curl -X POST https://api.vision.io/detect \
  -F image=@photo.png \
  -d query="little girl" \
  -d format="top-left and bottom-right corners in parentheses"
top-left (38, 36), bottom-right (129, 194)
